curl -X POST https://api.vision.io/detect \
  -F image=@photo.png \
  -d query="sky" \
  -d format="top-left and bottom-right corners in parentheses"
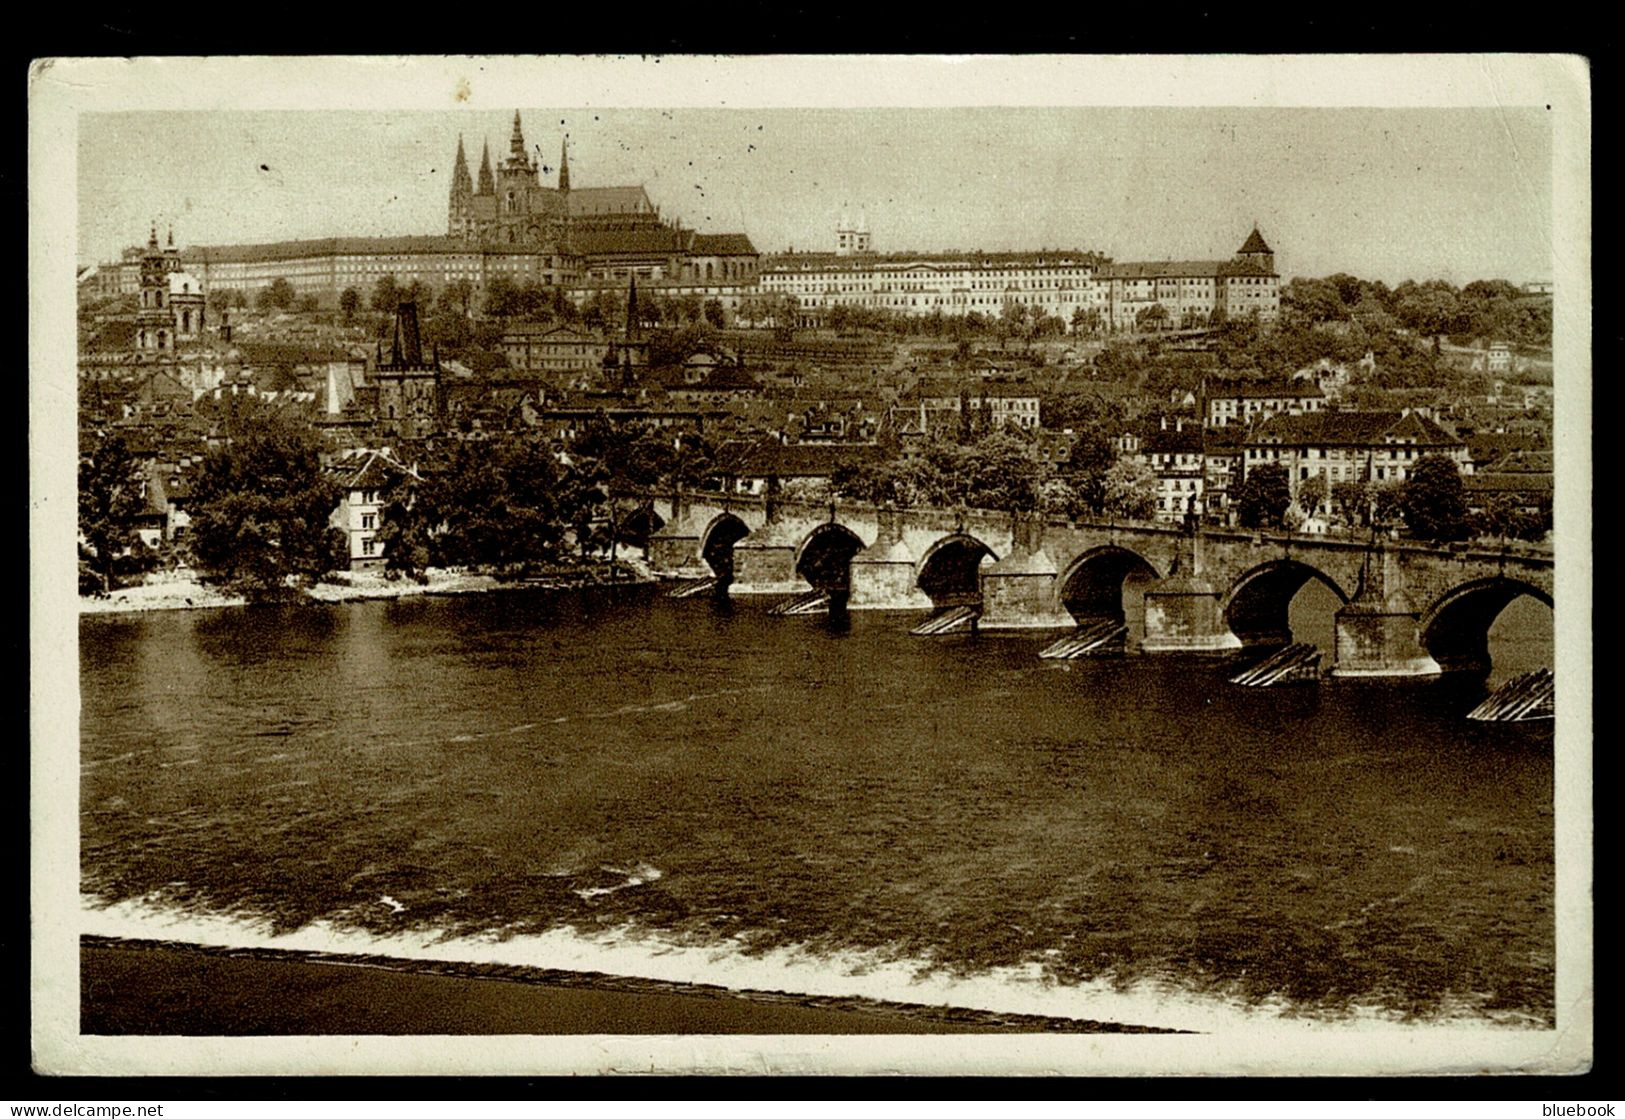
top-left (77, 106), bottom-right (1553, 286)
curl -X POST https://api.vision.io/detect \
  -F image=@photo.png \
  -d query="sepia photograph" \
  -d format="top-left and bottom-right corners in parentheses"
top-left (30, 54), bottom-right (1592, 1077)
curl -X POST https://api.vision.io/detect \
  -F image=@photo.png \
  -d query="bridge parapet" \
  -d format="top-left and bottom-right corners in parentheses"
top-left (631, 490), bottom-right (1553, 672)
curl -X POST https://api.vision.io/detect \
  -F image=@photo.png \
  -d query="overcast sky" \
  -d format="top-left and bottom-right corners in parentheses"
top-left (78, 107), bottom-right (1553, 286)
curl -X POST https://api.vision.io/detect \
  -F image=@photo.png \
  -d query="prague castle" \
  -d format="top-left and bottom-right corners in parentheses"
top-left (83, 112), bottom-right (761, 309)
top-left (81, 110), bottom-right (1278, 333)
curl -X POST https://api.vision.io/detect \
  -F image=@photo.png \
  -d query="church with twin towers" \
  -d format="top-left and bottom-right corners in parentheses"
top-left (447, 110), bottom-right (667, 246)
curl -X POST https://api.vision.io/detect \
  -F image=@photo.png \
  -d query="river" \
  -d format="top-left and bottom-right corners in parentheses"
top-left (79, 586), bottom-right (1555, 1031)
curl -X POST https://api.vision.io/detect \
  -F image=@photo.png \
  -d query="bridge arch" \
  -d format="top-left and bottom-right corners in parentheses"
top-left (794, 522), bottom-right (866, 595)
top-left (1057, 545), bottom-right (1162, 625)
top-left (700, 512), bottom-right (751, 582)
top-left (1419, 576), bottom-right (1554, 673)
top-left (916, 532), bottom-right (997, 608)
top-left (616, 504), bottom-right (666, 548)
top-left (1222, 560), bottom-right (1351, 648)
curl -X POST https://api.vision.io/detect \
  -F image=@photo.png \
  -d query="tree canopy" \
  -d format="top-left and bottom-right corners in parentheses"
top-left (1400, 454), bottom-right (1471, 542)
top-left (186, 415), bottom-right (345, 597)
top-left (1235, 462), bottom-right (1291, 529)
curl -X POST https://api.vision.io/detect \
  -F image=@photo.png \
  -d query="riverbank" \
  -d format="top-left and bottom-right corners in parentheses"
top-left (79, 559), bottom-right (659, 615)
top-left (80, 938), bottom-right (1173, 1035)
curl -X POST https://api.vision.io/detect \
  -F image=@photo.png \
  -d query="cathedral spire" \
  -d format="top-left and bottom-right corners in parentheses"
top-left (452, 134), bottom-right (473, 196)
top-left (558, 135), bottom-right (571, 192)
top-left (508, 110), bottom-right (528, 166)
top-left (477, 140), bottom-right (495, 194)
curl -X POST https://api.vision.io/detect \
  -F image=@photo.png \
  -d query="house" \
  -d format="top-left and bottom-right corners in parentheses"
top-left (713, 439), bottom-right (885, 496)
top-left (1205, 380), bottom-right (1326, 428)
top-left (1243, 410), bottom-right (1470, 498)
top-left (501, 323), bottom-right (610, 374)
top-left (324, 448), bottom-right (420, 571)
top-left (1133, 421), bottom-right (1205, 523)
top-left (1201, 429), bottom-right (1246, 524)
top-left (665, 363), bottom-right (763, 405)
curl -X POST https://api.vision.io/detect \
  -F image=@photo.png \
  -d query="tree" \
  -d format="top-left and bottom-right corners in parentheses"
top-left (297, 294), bottom-right (320, 313)
top-left (339, 288), bottom-right (361, 321)
top-left (371, 274), bottom-right (402, 313)
top-left (1282, 278), bottom-right (1347, 324)
top-left (1102, 458), bottom-right (1158, 520)
top-left (186, 415), bottom-right (346, 598)
top-left (428, 435), bottom-right (582, 570)
top-left (1235, 462), bottom-right (1291, 529)
top-left (1331, 479), bottom-right (1372, 527)
top-left (374, 469), bottom-right (431, 581)
top-left (1071, 306), bottom-right (1102, 334)
top-left (257, 277), bottom-right (297, 312)
top-left (956, 431), bottom-right (1044, 512)
top-left (441, 278), bottom-right (477, 319)
top-left (1370, 481), bottom-right (1405, 529)
top-left (1400, 453), bottom-right (1470, 541)
top-left (1136, 303), bottom-right (1169, 333)
top-left (703, 298), bottom-right (727, 329)
top-left (78, 433), bottom-right (148, 593)
top-left (1297, 475), bottom-right (1330, 517)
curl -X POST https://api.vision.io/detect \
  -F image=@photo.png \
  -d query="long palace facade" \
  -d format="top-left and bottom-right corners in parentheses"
top-left (82, 110), bottom-right (1279, 331)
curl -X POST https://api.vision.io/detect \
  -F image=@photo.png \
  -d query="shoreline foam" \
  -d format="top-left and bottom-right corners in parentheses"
top-left (82, 936), bottom-right (1166, 1035)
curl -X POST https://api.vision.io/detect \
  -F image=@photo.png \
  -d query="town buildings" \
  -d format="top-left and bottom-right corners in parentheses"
top-left (1242, 410), bottom-right (1471, 495)
top-left (758, 248), bottom-right (1108, 329)
top-left (1205, 380), bottom-right (1326, 428)
top-left (325, 448), bottom-right (419, 571)
top-left (758, 226), bottom-right (1280, 334)
top-left (1101, 228), bottom-right (1280, 331)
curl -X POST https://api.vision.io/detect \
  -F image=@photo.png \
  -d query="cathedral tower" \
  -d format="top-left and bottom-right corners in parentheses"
top-left (448, 134), bottom-right (474, 236)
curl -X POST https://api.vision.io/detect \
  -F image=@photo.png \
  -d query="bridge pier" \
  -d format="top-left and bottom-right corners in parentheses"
top-left (1139, 574), bottom-right (1243, 653)
top-left (1330, 547), bottom-right (1440, 677)
top-left (977, 516), bottom-right (1075, 630)
top-left (730, 540), bottom-right (813, 596)
top-left (848, 507), bottom-right (933, 610)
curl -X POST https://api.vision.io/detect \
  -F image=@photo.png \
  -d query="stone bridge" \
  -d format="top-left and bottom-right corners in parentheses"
top-left (638, 491), bottom-right (1554, 677)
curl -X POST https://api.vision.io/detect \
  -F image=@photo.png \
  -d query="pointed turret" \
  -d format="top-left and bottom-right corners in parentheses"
top-left (1238, 226), bottom-right (1272, 255)
top-left (1234, 225), bottom-right (1275, 275)
top-left (558, 135), bottom-right (571, 192)
top-left (451, 134), bottom-right (473, 196)
top-left (477, 140), bottom-right (495, 194)
top-left (147, 223), bottom-right (159, 251)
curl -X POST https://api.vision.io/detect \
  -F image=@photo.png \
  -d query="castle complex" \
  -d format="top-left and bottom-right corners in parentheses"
top-left (82, 112), bottom-right (1280, 333)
